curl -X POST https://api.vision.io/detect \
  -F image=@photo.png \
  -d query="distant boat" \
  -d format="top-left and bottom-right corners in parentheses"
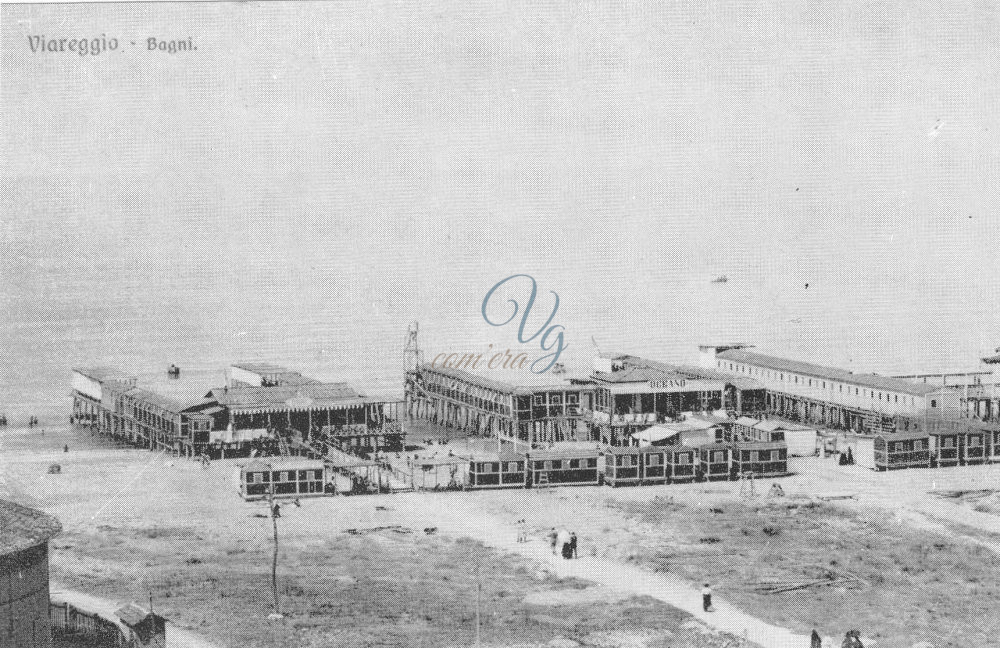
top-left (711, 275), bottom-right (728, 284)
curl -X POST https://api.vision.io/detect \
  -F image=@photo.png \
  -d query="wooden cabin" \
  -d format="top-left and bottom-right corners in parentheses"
top-left (962, 429), bottom-right (988, 465)
top-left (238, 459), bottom-right (328, 499)
top-left (639, 446), bottom-right (669, 485)
top-left (731, 441), bottom-right (788, 478)
top-left (929, 429), bottom-right (961, 467)
top-left (467, 451), bottom-right (527, 489)
top-left (873, 431), bottom-right (930, 471)
top-left (987, 427), bottom-right (1000, 463)
top-left (697, 443), bottom-right (731, 481)
top-left (604, 446), bottom-right (643, 487)
top-left (662, 444), bottom-right (697, 483)
top-left (730, 416), bottom-right (758, 442)
top-left (525, 448), bottom-right (600, 487)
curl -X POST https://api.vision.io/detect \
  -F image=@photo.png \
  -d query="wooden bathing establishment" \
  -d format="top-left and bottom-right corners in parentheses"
top-left (406, 364), bottom-right (595, 450)
top-left (467, 451), bottom-right (527, 489)
top-left (872, 431), bottom-right (931, 471)
top-left (604, 446), bottom-right (643, 487)
top-left (588, 354), bottom-right (764, 446)
top-left (731, 440), bottom-right (788, 478)
top-left (697, 443), bottom-right (731, 481)
top-left (72, 363), bottom-right (402, 461)
top-left (525, 448), bottom-right (600, 487)
top-left (238, 458), bottom-right (328, 500)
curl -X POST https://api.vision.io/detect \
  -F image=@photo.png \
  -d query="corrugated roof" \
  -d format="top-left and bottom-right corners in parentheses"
top-left (241, 459), bottom-right (325, 472)
top-left (590, 365), bottom-right (689, 384)
top-left (605, 445), bottom-right (645, 455)
top-left (523, 448), bottom-right (600, 461)
top-left (0, 501), bottom-right (61, 555)
top-left (124, 388), bottom-right (188, 415)
top-left (733, 441), bottom-right (787, 450)
top-left (209, 383), bottom-right (365, 411)
top-left (877, 430), bottom-right (929, 441)
top-left (716, 349), bottom-right (946, 397)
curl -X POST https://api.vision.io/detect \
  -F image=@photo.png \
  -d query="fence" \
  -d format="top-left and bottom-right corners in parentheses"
top-left (50, 601), bottom-right (128, 647)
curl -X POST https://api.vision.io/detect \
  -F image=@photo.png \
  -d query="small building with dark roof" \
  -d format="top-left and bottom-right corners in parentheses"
top-left (0, 500), bottom-right (61, 648)
top-left (115, 602), bottom-right (166, 647)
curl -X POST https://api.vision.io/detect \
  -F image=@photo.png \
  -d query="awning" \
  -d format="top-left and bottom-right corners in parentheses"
top-left (631, 425), bottom-right (682, 445)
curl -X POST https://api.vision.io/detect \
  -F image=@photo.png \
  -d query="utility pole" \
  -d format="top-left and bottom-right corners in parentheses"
top-left (267, 484), bottom-right (282, 619)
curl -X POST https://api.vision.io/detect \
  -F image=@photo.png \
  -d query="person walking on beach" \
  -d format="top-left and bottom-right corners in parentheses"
top-left (701, 583), bottom-right (713, 612)
top-left (811, 629), bottom-right (822, 648)
top-left (547, 527), bottom-right (558, 555)
top-left (569, 531), bottom-right (578, 558)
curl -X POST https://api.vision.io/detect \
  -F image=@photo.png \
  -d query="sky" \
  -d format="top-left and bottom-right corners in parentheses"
top-left (2, 1), bottom-right (1000, 412)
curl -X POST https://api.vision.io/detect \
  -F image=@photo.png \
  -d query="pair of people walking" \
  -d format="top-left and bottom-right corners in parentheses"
top-left (547, 527), bottom-right (578, 559)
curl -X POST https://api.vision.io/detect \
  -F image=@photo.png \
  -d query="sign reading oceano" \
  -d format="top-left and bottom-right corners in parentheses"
top-left (648, 379), bottom-right (687, 389)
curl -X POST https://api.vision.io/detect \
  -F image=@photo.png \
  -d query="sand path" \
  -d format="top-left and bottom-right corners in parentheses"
top-left (51, 584), bottom-right (220, 648)
top-left (393, 494), bottom-right (811, 648)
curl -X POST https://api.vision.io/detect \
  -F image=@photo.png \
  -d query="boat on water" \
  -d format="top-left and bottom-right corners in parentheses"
top-left (711, 275), bottom-right (728, 284)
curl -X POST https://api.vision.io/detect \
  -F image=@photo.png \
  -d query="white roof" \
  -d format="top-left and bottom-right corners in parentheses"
top-left (631, 425), bottom-right (682, 444)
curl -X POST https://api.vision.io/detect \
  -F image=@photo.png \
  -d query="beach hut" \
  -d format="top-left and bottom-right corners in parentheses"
top-left (961, 429), bottom-right (988, 465)
top-left (604, 446), bottom-right (643, 487)
top-left (467, 451), bottom-right (527, 489)
top-left (731, 416), bottom-right (759, 442)
top-left (526, 448), bottom-right (600, 487)
top-left (238, 459), bottom-right (328, 500)
top-left (929, 429), bottom-right (961, 467)
top-left (752, 420), bottom-right (818, 456)
top-left (873, 431), bottom-right (931, 471)
top-left (731, 441), bottom-right (788, 478)
top-left (662, 444), bottom-right (697, 483)
top-left (697, 443), bottom-right (731, 481)
top-left (986, 426), bottom-right (1000, 463)
top-left (639, 446), bottom-right (669, 485)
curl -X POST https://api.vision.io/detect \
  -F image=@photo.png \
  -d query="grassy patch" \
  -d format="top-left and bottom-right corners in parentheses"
top-left (52, 524), bottom-right (757, 648)
top-left (610, 497), bottom-right (1000, 648)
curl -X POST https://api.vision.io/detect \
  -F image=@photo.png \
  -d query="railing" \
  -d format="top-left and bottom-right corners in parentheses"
top-left (50, 600), bottom-right (129, 647)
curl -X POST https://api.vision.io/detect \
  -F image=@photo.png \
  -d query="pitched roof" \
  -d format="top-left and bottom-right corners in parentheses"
top-left (209, 383), bottom-right (364, 411)
top-left (0, 501), bottom-right (61, 555)
top-left (716, 349), bottom-right (945, 397)
top-left (115, 603), bottom-right (164, 627)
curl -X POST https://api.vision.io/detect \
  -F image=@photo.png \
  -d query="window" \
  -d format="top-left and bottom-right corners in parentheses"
top-left (246, 472), bottom-right (256, 484)
top-left (750, 451), bottom-right (759, 462)
top-left (567, 393), bottom-right (579, 405)
top-left (569, 459), bottom-right (580, 469)
top-left (931, 400), bottom-right (937, 408)
top-left (646, 454), bottom-right (661, 466)
top-left (314, 470), bottom-right (323, 480)
top-left (713, 451), bottom-right (725, 463)
top-left (839, 385), bottom-right (843, 393)
top-left (822, 381), bottom-right (826, 388)
top-left (856, 388), bottom-right (859, 395)
top-left (506, 462), bottom-right (520, 472)
top-left (298, 471), bottom-right (308, 481)
top-left (534, 395), bottom-right (544, 406)
top-left (894, 395), bottom-right (898, 403)
top-left (480, 462), bottom-right (493, 473)
top-left (678, 454), bottom-right (690, 465)
top-left (969, 436), bottom-right (982, 447)
top-left (943, 437), bottom-right (954, 448)
top-left (551, 460), bottom-right (562, 470)
top-left (550, 394), bottom-right (562, 405)
top-left (914, 441), bottom-right (924, 451)
top-left (587, 458), bottom-right (598, 468)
